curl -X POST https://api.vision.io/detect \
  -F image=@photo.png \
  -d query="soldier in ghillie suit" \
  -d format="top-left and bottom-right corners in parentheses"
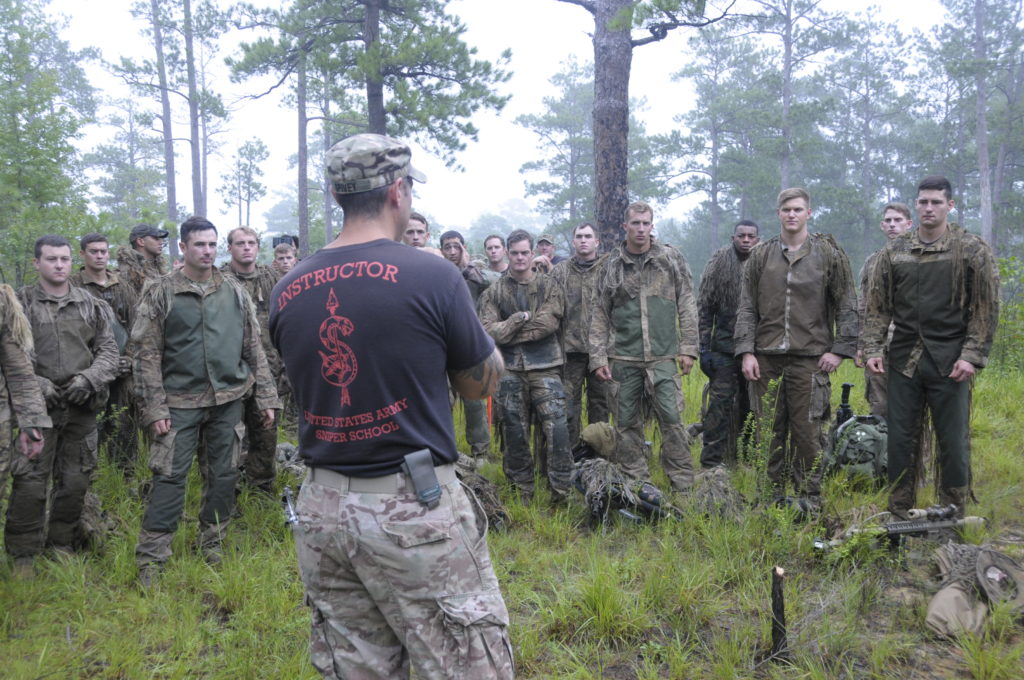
top-left (589, 201), bottom-right (699, 493)
top-left (735, 188), bottom-right (859, 504)
top-left (856, 203), bottom-right (913, 417)
top-left (550, 222), bottom-right (610, 445)
top-left (8, 235), bottom-right (118, 566)
top-left (133, 217), bottom-right (279, 583)
top-left (479, 229), bottom-right (572, 503)
top-left (220, 226), bottom-right (283, 495)
top-left (116, 223), bottom-right (169, 295)
top-left (697, 220), bottom-right (760, 468)
top-left (71, 232), bottom-right (140, 472)
top-left (0, 283), bottom-right (50, 572)
top-left (440, 229), bottom-right (493, 460)
top-left (865, 176), bottom-right (999, 519)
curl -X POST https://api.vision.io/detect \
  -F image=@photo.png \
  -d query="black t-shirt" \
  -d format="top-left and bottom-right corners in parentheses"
top-left (269, 239), bottom-right (494, 476)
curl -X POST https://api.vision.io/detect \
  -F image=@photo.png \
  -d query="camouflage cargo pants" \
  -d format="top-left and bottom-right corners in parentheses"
top-left (610, 359), bottom-right (694, 492)
top-left (749, 354), bottom-right (828, 497)
top-left (294, 467), bottom-right (514, 679)
top-left (886, 350), bottom-right (970, 514)
top-left (239, 391), bottom-right (279, 494)
top-left (496, 368), bottom-right (572, 498)
top-left (5, 405), bottom-right (98, 556)
top-left (700, 352), bottom-right (752, 468)
top-left (563, 352), bottom-right (610, 445)
top-left (136, 400), bottom-right (243, 566)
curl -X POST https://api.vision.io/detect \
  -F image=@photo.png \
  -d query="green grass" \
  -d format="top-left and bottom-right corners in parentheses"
top-left (3, 362), bottom-right (1023, 678)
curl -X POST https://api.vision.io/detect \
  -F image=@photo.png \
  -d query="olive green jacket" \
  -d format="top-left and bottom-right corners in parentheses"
top-left (17, 283), bottom-right (119, 402)
top-left (132, 270), bottom-right (281, 425)
top-left (864, 225), bottom-right (999, 377)
top-left (589, 240), bottom-right (698, 370)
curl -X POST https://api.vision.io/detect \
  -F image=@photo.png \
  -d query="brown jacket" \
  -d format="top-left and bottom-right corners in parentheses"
top-left (734, 233), bottom-right (859, 358)
top-left (0, 285), bottom-right (50, 431)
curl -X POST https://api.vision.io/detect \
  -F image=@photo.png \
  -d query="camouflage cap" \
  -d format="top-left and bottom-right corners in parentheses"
top-left (326, 133), bottom-right (427, 195)
top-left (538, 233), bottom-right (556, 245)
top-left (129, 223), bottom-right (169, 242)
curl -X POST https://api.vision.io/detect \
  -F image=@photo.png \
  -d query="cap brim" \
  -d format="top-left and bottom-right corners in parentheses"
top-left (407, 164), bottom-right (427, 184)
top-left (155, 230), bottom-right (170, 238)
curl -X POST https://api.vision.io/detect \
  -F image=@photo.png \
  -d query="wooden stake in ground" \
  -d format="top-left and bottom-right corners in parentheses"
top-left (770, 566), bottom-right (789, 660)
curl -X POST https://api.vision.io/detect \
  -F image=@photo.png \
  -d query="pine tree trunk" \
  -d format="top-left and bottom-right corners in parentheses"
top-left (151, 0), bottom-right (178, 256)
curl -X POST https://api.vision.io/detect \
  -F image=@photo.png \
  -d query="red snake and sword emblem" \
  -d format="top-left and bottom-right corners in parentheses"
top-left (318, 289), bottom-right (358, 406)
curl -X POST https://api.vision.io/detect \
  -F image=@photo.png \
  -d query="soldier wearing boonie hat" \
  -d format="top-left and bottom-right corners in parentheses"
top-left (271, 133), bottom-right (513, 679)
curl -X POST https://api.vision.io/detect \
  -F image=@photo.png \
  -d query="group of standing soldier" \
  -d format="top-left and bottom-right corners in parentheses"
top-left (0, 220), bottom-right (299, 584)
top-left (425, 174), bottom-right (998, 525)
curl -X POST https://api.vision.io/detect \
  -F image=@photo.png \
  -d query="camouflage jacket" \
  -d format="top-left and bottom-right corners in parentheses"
top-left (219, 263), bottom-right (283, 379)
top-left (460, 262), bottom-right (490, 304)
top-left (17, 283), bottom-right (119, 397)
top-left (550, 254), bottom-right (606, 355)
top-left (0, 285), bottom-right (50, 431)
top-left (697, 245), bottom-right (746, 356)
top-left (116, 246), bottom-right (168, 296)
top-left (864, 225), bottom-right (999, 378)
top-left (70, 269), bottom-right (139, 353)
top-left (589, 239), bottom-right (698, 370)
top-left (478, 273), bottom-right (564, 371)
top-left (734, 233), bottom-right (859, 359)
top-left (132, 269), bottom-right (281, 425)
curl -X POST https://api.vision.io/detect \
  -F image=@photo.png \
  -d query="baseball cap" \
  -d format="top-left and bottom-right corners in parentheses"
top-left (129, 223), bottom-right (169, 242)
top-left (538, 233), bottom-right (555, 245)
top-left (326, 133), bottom-right (427, 195)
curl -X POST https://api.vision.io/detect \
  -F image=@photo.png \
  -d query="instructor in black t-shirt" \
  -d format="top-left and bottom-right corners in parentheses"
top-left (269, 134), bottom-right (513, 679)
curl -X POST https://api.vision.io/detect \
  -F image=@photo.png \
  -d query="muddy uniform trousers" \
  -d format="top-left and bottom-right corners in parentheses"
top-left (5, 405), bottom-right (98, 556)
top-left (701, 352), bottom-right (752, 469)
top-left (610, 358), bottom-right (694, 492)
top-left (239, 390), bottom-right (279, 494)
top-left (0, 419), bottom-right (10, 509)
top-left (563, 351), bottom-right (610, 445)
top-left (136, 400), bottom-right (243, 566)
top-left (887, 350), bottom-right (970, 514)
top-left (295, 466), bottom-right (514, 680)
top-left (748, 354), bottom-right (829, 497)
top-left (497, 367), bottom-right (572, 499)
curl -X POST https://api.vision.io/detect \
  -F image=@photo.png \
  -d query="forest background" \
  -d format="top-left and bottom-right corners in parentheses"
top-left (3, 0), bottom-right (1023, 284)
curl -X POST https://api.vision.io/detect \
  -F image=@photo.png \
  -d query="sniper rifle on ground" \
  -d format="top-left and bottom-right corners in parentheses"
top-left (814, 504), bottom-right (986, 551)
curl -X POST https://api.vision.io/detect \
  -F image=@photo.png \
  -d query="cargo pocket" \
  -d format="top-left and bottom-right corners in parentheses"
top-left (809, 371), bottom-right (832, 423)
top-left (380, 519), bottom-right (452, 548)
top-left (80, 429), bottom-right (99, 474)
top-left (438, 590), bottom-right (513, 678)
top-left (148, 430), bottom-right (176, 477)
top-left (231, 421), bottom-right (246, 469)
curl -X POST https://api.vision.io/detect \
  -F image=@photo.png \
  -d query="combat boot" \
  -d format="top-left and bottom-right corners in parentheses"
top-left (938, 486), bottom-right (969, 519)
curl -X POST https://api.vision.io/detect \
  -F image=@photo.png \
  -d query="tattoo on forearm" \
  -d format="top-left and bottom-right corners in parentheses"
top-left (451, 352), bottom-right (503, 398)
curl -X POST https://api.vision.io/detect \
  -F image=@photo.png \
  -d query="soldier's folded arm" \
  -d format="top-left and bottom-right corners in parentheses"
top-left (449, 347), bottom-right (504, 400)
top-left (477, 289), bottom-right (526, 345)
top-left (514, 289), bottom-right (563, 342)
